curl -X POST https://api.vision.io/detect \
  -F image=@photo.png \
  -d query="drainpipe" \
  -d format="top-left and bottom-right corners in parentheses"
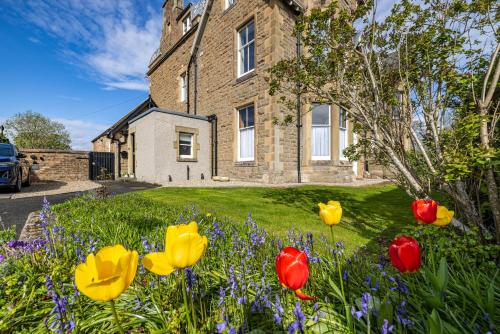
top-left (208, 114), bottom-right (218, 177)
top-left (194, 58), bottom-right (198, 115)
top-left (296, 33), bottom-right (302, 183)
top-left (186, 55), bottom-right (193, 114)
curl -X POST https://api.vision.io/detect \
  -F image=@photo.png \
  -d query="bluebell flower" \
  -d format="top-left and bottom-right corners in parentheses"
top-left (185, 268), bottom-right (197, 293)
top-left (216, 322), bottom-right (227, 333)
top-left (274, 295), bottom-right (284, 324)
top-left (351, 306), bottom-right (364, 320)
top-left (381, 319), bottom-right (394, 334)
top-left (343, 269), bottom-right (349, 282)
top-left (0, 254), bottom-right (4, 263)
top-left (361, 292), bottom-right (372, 315)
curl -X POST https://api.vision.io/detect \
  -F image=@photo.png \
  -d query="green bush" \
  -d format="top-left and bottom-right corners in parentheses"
top-left (0, 195), bottom-right (498, 333)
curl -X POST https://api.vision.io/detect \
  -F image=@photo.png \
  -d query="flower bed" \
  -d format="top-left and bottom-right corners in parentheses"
top-left (0, 195), bottom-right (498, 333)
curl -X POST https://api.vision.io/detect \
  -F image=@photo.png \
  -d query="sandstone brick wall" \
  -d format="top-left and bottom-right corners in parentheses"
top-left (21, 149), bottom-right (89, 182)
top-left (92, 136), bottom-right (112, 152)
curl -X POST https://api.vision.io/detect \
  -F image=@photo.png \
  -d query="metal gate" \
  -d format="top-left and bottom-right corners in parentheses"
top-left (88, 152), bottom-right (115, 180)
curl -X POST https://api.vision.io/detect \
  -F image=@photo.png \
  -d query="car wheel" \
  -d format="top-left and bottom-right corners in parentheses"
top-left (23, 169), bottom-right (31, 187)
top-left (12, 172), bottom-right (22, 193)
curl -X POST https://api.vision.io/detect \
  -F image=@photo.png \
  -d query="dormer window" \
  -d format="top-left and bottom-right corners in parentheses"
top-left (183, 15), bottom-right (191, 34)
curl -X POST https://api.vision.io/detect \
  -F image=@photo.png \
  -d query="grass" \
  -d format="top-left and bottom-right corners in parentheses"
top-left (54, 184), bottom-right (413, 253)
top-left (136, 184), bottom-right (414, 252)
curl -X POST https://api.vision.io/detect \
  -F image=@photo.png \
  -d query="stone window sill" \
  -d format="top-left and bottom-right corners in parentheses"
top-left (235, 70), bottom-right (256, 85)
top-left (235, 161), bottom-right (257, 167)
top-left (178, 158), bottom-right (198, 163)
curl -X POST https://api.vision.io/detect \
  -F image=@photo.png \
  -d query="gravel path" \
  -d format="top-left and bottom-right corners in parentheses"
top-left (157, 178), bottom-right (392, 188)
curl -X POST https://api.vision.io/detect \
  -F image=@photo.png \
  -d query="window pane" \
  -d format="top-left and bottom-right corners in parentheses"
top-left (239, 127), bottom-right (254, 160)
top-left (339, 128), bottom-right (347, 160)
top-left (179, 133), bottom-right (192, 145)
top-left (240, 27), bottom-right (247, 46)
top-left (312, 126), bottom-right (330, 158)
top-left (339, 108), bottom-right (347, 128)
top-left (247, 105), bottom-right (254, 127)
top-left (180, 145), bottom-right (191, 157)
top-left (248, 42), bottom-right (254, 71)
top-left (244, 47), bottom-right (249, 73)
top-left (248, 21), bottom-right (254, 42)
top-left (239, 108), bottom-right (247, 128)
top-left (312, 104), bottom-right (330, 125)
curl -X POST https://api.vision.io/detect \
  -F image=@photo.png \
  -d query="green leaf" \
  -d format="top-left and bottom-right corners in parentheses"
top-left (428, 309), bottom-right (443, 334)
top-left (437, 257), bottom-right (449, 292)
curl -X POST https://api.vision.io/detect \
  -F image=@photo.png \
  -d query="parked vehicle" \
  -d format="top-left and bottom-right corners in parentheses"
top-left (0, 143), bottom-right (32, 192)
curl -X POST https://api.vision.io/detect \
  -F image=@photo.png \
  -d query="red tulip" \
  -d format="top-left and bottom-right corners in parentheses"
top-left (411, 199), bottom-right (438, 224)
top-left (388, 236), bottom-right (421, 273)
top-left (276, 247), bottom-right (315, 300)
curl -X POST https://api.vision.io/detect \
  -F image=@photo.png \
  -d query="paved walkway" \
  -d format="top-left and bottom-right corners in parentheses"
top-left (157, 178), bottom-right (392, 188)
top-left (0, 181), bottom-right (158, 236)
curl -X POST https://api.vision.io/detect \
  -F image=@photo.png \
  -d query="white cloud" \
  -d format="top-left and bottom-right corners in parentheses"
top-left (54, 118), bottom-right (110, 151)
top-left (3, 0), bottom-right (162, 92)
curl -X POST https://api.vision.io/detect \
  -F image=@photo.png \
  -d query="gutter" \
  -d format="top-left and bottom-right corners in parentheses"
top-left (296, 33), bottom-right (303, 183)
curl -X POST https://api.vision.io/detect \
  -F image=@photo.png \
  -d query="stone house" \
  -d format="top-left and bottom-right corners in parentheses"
top-left (93, 0), bottom-right (378, 184)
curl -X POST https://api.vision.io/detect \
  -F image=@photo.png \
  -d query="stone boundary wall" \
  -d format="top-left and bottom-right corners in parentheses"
top-left (21, 149), bottom-right (89, 182)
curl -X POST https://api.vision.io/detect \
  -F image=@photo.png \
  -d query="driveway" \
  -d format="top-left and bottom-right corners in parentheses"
top-left (0, 181), bottom-right (158, 236)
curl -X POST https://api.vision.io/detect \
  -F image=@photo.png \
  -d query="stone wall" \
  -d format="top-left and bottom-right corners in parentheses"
top-left (21, 149), bottom-right (89, 182)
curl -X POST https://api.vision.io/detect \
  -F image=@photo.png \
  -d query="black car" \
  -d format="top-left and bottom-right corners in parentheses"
top-left (0, 143), bottom-right (32, 192)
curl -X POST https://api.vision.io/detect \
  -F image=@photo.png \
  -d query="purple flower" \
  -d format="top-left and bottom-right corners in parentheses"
top-left (216, 322), bottom-right (227, 333)
top-left (381, 319), bottom-right (394, 334)
top-left (351, 306), bottom-right (364, 320)
top-left (273, 295), bottom-right (284, 325)
top-left (361, 292), bottom-right (372, 315)
top-left (343, 269), bottom-right (348, 282)
top-left (286, 302), bottom-right (305, 333)
top-left (218, 287), bottom-right (226, 307)
top-left (0, 254), bottom-right (5, 263)
top-left (185, 268), bottom-right (197, 293)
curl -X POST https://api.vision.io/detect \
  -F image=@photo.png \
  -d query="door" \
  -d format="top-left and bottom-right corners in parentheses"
top-left (131, 133), bottom-right (136, 176)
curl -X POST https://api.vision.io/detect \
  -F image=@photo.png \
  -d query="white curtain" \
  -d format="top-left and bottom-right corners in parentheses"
top-left (339, 128), bottom-right (347, 160)
top-left (312, 126), bottom-right (330, 159)
top-left (239, 127), bottom-right (254, 160)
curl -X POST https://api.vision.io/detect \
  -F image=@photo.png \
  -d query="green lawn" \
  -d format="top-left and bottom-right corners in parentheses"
top-left (139, 184), bottom-right (413, 252)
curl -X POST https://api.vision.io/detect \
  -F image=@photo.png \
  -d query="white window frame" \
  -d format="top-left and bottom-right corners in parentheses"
top-left (311, 104), bottom-right (331, 161)
top-left (225, 0), bottom-right (235, 9)
top-left (183, 15), bottom-right (191, 34)
top-left (179, 132), bottom-right (193, 159)
top-left (339, 107), bottom-right (348, 161)
top-left (237, 105), bottom-right (255, 162)
top-left (237, 20), bottom-right (255, 78)
top-left (180, 72), bottom-right (187, 102)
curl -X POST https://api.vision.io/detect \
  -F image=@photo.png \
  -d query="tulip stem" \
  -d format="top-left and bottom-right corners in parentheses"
top-left (181, 271), bottom-right (194, 332)
top-left (330, 226), bottom-right (351, 328)
top-left (110, 300), bottom-right (125, 334)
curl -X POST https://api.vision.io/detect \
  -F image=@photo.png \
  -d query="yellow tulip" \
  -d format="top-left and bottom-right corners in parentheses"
top-left (433, 206), bottom-right (454, 226)
top-left (318, 200), bottom-right (343, 225)
top-left (75, 245), bottom-right (138, 302)
top-left (143, 221), bottom-right (208, 275)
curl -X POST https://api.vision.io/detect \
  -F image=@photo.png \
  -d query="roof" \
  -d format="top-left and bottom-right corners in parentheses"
top-left (91, 96), bottom-right (157, 142)
top-left (128, 107), bottom-right (210, 124)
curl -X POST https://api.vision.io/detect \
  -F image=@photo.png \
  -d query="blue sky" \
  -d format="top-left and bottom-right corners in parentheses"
top-left (0, 0), bottom-right (166, 149)
top-left (0, 0), bottom-right (395, 150)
